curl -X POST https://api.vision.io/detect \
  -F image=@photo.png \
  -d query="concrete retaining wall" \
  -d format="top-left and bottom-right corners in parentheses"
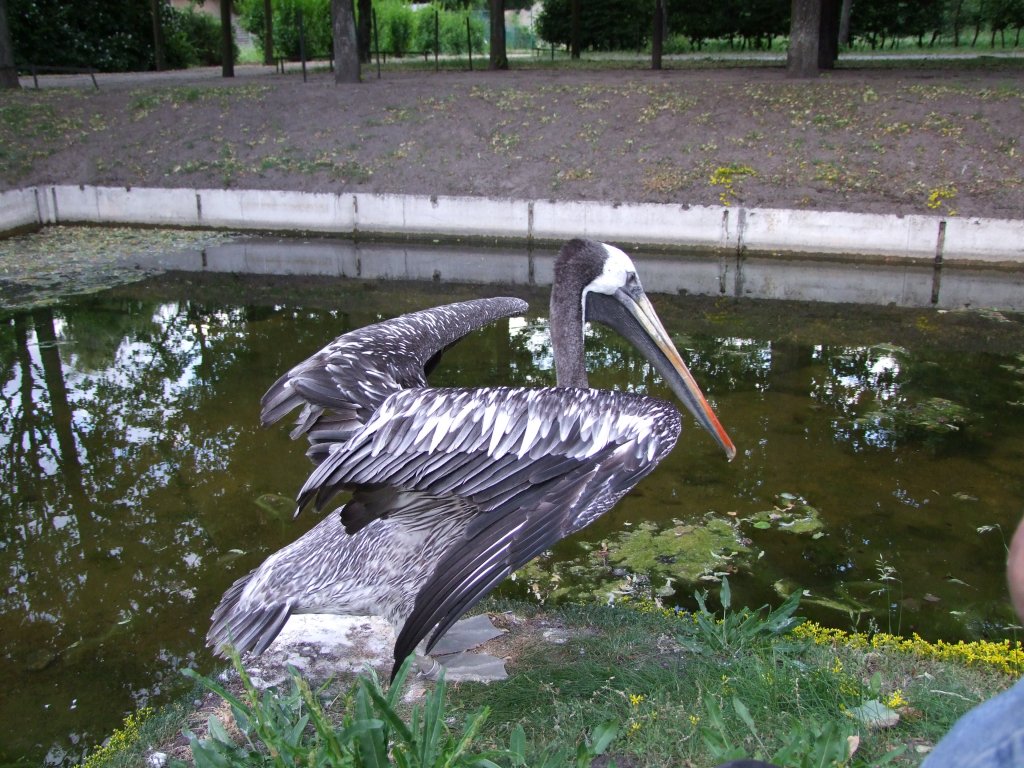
top-left (3, 184), bottom-right (1022, 266)
top-left (0, 188), bottom-right (44, 233)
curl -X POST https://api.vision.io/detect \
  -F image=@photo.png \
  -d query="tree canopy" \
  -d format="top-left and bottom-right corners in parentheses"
top-left (536, 0), bottom-right (1023, 51)
top-left (7, 0), bottom-right (227, 71)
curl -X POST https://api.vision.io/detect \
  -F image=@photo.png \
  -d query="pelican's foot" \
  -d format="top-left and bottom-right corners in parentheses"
top-left (417, 614), bottom-right (508, 682)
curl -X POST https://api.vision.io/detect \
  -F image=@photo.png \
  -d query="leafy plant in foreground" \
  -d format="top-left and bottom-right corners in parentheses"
top-left (177, 652), bottom-right (499, 767)
top-left (679, 575), bottom-right (803, 655)
top-left (701, 694), bottom-right (859, 768)
top-left (176, 650), bottom-right (619, 767)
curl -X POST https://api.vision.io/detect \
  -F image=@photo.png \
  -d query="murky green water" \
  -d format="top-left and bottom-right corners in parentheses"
top-left (2, 269), bottom-right (1023, 765)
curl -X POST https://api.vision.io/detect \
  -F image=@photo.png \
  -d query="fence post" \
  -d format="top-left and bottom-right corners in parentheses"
top-left (466, 16), bottom-right (472, 70)
top-left (297, 7), bottom-right (307, 82)
top-left (372, 7), bottom-right (381, 78)
top-left (434, 8), bottom-right (439, 71)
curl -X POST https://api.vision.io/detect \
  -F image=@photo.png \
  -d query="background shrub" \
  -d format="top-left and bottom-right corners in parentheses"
top-left (237, 0), bottom-right (333, 60)
top-left (7, 0), bottom-right (232, 71)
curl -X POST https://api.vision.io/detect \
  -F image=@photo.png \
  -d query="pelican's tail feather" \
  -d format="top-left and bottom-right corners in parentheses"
top-left (207, 572), bottom-right (293, 658)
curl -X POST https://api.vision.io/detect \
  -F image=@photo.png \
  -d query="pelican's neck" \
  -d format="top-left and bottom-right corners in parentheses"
top-left (550, 270), bottom-right (589, 388)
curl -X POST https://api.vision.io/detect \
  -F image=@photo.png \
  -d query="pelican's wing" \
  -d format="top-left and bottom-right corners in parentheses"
top-left (260, 297), bottom-right (528, 445)
top-left (296, 386), bottom-right (682, 670)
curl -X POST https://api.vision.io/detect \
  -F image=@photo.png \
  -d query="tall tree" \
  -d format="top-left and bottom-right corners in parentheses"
top-left (150, 0), bottom-right (166, 70)
top-left (651, 0), bottom-right (665, 69)
top-left (787, 0), bottom-right (838, 76)
top-left (818, 0), bottom-right (838, 65)
top-left (262, 0), bottom-right (274, 64)
top-left (0, 0), bottom-right (18, 88)
top-left (357, 0), bottom-right (371, 62)
top-left (332, 0), bottom-right (359, 82)
top-left (221, 0), bottom-right (235, 76)
top-left (837, 0), bottom-right (852, 45)
top-left (570, 0), bottom-right (581, 57)
top-left (489, 0), bottom-right (508, 69)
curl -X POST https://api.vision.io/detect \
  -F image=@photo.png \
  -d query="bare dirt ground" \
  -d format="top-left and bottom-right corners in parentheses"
top-left (2, 60), bottom-right (1023, 220)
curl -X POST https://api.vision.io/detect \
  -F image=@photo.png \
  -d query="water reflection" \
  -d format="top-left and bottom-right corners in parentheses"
top-left (135, 237), bottom-right (1024, 311)
top-left (1, 275), bottom-right (1023, 765)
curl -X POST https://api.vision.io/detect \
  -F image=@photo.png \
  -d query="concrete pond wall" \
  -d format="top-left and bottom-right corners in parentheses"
top-left (3, 184), bottom-right (1023, 265)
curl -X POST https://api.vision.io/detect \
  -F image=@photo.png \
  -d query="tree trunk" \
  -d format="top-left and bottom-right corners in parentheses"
top-left (837, 0), bottom-right (852, 47)
top-left (151, 0), bottom-right (166, 70)
top-left (357, 0), bottom-right (372, 62)
top-left (0, 0), bottom-right (20, 89)
top-left (489, 0), bottom-right (508, 69)
top-left (221, 0), bottom-right (235, 77)
top-left (570, 0), bottom-right (581, 59)
top-left (263, 0), bottom-right (274, 64)
top-left (788, 0), bottom-right (839, 76)
top-left (818, 0), bottom-right (839, 68)
top-left (651, 0), bottom-right (665, 70)
top-left (332, 0), bottom-right (360, 82)
top-left (787, 0), bottom-right (823, 76)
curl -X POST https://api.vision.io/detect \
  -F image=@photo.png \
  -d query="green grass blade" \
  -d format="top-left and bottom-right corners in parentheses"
top-left (731, 697), bottom-right (758, 736)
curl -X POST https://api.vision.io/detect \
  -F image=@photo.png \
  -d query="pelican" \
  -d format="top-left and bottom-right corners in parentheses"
top-left (207, 238), bottom-right (735, 677)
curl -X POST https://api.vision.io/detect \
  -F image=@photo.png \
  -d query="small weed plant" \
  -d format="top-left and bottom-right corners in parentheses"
top-left (709, 163), bottom-right (757, 206)
top-left (926, 184), bottom-right (958, 215)
top-left (701, 695), bottom-right (861, 768)
top-left (680, 575), bottom-right (803, 655)
top-left (80, 708), bottom-right (154, 768)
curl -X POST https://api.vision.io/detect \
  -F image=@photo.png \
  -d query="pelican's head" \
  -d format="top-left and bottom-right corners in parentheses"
top-left (553, 239), bottom-right (736, 460)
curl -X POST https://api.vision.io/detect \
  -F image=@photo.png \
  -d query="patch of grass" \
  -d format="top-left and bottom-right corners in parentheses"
top-left (0, 94), bottom-right (93, 179)
top-left (162, 651), bottom-right (615, 768)
top-left (641, 163), bottom-right (687, 195)
top-left (129, 85), bottom-right (270, 120)
top-left (447, 591), bottom-right (1019, 767)
top-left (635, 88), bottom-right (699, 123)
top-left (79, 685), bottom-right (203, 768)
top-left (470, 85), bottom-right (539, 112)
top-left (170, 144), bottom-right (373, 184)
top-left (81, 585), bottom-right (1021, 768)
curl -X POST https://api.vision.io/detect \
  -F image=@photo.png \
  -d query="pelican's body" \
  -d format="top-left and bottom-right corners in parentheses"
top-left (208, 239), bottom-right (734, 674)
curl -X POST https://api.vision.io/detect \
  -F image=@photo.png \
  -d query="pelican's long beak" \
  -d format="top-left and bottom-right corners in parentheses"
top-left (587, 285), bottom-right (737, 461)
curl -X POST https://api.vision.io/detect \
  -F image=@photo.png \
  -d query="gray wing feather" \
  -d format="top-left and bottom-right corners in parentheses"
top-left (208, 573), bottom-right (295, 656)
top-left (260, 297), bottom-right (528, 444)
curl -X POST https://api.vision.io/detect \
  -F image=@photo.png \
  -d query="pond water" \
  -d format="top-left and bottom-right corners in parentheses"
top-left (2, 243), bottom-right (1024, 765)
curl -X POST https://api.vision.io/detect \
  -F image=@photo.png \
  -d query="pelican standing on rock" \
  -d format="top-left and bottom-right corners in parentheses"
top-left (207, 238), bottom-right (736, 678)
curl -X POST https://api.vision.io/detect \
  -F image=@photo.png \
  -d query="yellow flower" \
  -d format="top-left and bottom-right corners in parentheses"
top-left (629, 693), bottom-right (646, 707)
top-left (887, 689), bottom-right (908, 708)
top-left (82, 707), bottom-right (154, 768)
top-left (791, 621), bottom-right (1023, 676)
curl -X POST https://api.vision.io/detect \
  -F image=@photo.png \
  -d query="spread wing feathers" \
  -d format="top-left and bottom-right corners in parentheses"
top-left (392, 394), bottom-right (681, 667)
top-left (260, 297), bottom-right (529, 445)
top-left (292, 386), bottom-right (682, 670)
top-left (207, 572), bottom-right (295, 657)
top-left (298, 387), bottom-right (681, 525)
